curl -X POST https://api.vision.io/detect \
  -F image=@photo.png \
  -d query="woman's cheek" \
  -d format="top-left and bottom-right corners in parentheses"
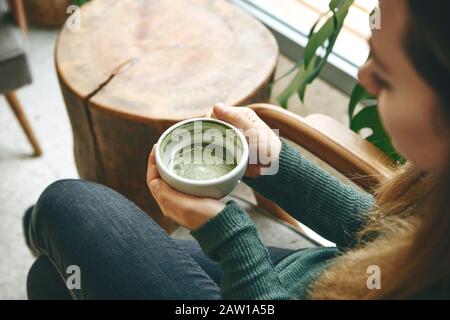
top-left (377, 93), bottom-right (395, 136)
top-left (377, 91), bottom-right (444, 172)
top-left (377, 92), bottom-right (410, 156)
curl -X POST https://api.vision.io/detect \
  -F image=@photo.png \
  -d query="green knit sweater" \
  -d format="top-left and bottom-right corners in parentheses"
top-left (191, 140), bottom-right (375, 300)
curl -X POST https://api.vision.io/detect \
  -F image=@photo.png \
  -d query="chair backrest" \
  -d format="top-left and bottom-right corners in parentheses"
top-left (244, 103), bottom-right (398, 233)
top-left (248, 103), bottom-right (397, 193)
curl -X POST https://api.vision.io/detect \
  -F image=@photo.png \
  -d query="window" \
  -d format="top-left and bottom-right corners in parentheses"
top-left (230, 0), bottom-right (379, 95)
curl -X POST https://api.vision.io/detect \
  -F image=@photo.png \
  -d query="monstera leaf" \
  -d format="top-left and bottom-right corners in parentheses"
top-left (73, 0), bottom-right (89, 6)
top-left (348, 84), bottom-right (405, 163)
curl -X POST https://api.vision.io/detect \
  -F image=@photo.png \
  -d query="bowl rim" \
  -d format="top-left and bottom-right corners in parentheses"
top-left (155, 117), bottom-right (249, 186)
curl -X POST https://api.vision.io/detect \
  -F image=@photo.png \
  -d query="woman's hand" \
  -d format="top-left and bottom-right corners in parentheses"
top-left (210, 103), bottom-right (281, 178)
top-left (147, 145), bottom-right (225, 231)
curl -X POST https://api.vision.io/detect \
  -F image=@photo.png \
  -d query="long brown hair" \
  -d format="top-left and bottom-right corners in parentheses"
top-left (309, 0), bottom-right (450, 299)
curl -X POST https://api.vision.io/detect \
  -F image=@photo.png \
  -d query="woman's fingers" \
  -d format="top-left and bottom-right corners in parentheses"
top-left (210, 102), bottom-right (282, 178)
top-left (149, 179), bottom-right (183, 215)
top-left (149, 178), bottom-right (201, 217)
top-left (146, 144), bottom-right (160, 185)
top-left (212, 103), bottom-right (255, 131)
top-left (149, 178), bottom-right (225, 230)
top-left (209, 110), bottom-right (218, 119)
top-left (149, 144), bottom-right (157, 165)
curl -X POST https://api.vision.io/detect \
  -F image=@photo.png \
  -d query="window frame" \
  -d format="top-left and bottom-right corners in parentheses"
top-left (229, 0), bottom-right (362, 96)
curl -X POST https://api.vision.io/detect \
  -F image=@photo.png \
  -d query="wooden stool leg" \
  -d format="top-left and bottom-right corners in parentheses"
top-left (8, 0), bottom-right (28, 34)
top-left (5, 92), bottom-right (42, 156)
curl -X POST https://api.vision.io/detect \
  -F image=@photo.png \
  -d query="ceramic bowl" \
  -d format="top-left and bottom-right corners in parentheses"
top-left (155, 118), bottom-right (249, 199)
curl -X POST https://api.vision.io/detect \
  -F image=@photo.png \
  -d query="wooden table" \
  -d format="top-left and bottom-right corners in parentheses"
top-left (55, 0), bottom-right (278, 233)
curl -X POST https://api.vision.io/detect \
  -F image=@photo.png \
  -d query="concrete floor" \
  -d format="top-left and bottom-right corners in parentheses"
top-left (0, 26), bottom-right (349, 299)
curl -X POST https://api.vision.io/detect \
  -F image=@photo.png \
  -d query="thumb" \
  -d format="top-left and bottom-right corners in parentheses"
top-left (213, 103), bottom-right (254, 131)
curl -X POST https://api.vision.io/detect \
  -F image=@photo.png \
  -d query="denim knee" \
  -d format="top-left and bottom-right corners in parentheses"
top-left (29, 179), bottom-right (99, 253)
top-left (33, 179), bottom-right (90, 223)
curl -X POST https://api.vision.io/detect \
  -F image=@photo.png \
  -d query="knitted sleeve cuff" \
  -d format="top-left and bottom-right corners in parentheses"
top-left (242, 138), bottom-right (297, 193)
top-left (190, 200), bottom-right (255, 260)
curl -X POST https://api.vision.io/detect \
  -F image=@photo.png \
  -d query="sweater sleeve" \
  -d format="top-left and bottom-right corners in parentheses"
top-left (191, 200), bottom-right (291, 300)
top-left (243, 139), bottom-right (375, 249)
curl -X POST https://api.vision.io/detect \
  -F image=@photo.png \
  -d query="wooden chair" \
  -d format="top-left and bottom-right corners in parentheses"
top-left (1, 0), bottom-right (41, 156)
top-left (240, 103), bottom-right (398, 235)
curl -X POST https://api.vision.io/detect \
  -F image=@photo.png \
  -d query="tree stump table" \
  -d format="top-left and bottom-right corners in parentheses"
top-left (55, 0), bottom-right (278, 233)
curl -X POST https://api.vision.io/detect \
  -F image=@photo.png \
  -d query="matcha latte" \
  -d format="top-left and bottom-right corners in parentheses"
top-left (170, 143), bottom-right (238, 180)
top-left (156, 118), bottom-right (248, 199)
top-left (159, 120), bottom-right (243, 181)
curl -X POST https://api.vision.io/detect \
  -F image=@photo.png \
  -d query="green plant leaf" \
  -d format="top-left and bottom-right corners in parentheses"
top-left (276, 63), bottom-right (307, 107)
top-left (276, 0), bottom-right (353, 106)
top-left (329, 0), bottom-right (344, 10)
top-left (270, 59), bottom-right (304, 90)
top-left (297, 54), bottom-right (318, 101)
top-left (303, 0), bottom-right (352, 67)
top-left (350, 105), bottom-right (405, 163)
top-left (348, 83), bottom-right (375, 121)
top-left (276, 0), bottom-right (403, 164)
top-left (73, 0), bottom-right (89, 6)
top-left (276, 55), bottom-right (319, 107)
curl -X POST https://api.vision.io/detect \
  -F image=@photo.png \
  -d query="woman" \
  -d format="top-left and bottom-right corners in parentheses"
top-left (25, 0), bottom-right (450, 299)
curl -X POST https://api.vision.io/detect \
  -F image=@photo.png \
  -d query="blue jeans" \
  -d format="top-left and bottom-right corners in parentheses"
top-left (25, 179), bottom-right (296, 299)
